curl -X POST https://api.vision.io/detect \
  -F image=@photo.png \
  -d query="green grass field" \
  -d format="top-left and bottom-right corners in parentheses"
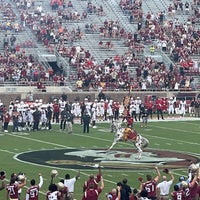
top-left (0, 118), bottom-right (200, 200)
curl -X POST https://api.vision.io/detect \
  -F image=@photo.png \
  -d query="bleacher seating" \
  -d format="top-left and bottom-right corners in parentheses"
top-left (0, 0), bottom-right (200, 91)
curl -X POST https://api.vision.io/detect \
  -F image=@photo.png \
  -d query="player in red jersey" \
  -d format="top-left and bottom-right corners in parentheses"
top-left (180, 179), bottom-right (194, 200)
top-left (123, 127), bottom-right (137, 141)
top-left (171, 185), bottom-right (184, 200)
top-left (126, 114), bottom-right (134, 128)
top-left (52, 100), bottom-right (60, 123)
top-left (189, 168), bottom-right (200, 200)
top-left (6, 173), bottom-right (26, 200)
top-left (46, 183), bottom-right (61, 200)
top-left (25, 173), bottom-right (43, 200)
top-left (83, 165), bottom-right (102, 192)
top-left (139, 167), bottom-right (161, 200)
top-left (57, 180), bottom-right (68, 200)
top-left (156, 98), bottom-right (164, 120)
top-left (82, 176), bottom-right (104, 200)
top-left (106, 186), bottom-right (121, 200)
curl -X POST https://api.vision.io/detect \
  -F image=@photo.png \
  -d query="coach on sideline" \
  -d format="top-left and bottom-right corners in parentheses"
top-left (156, 169), bottom-right (174, 200)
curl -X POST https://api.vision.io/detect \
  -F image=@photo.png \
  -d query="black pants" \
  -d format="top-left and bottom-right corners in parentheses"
top-left (60, 119), bottom-right (66, 130)
top-left (33, 121), bottom-right (40, 131)
top-left (83, 123), bottom-right (89, 133)
top-left (4, 122), bottom-right (9, 130)
top-left (53, 112), bottom-right (59, 123)
top-left (46, 120), bottom-right (52, 130)
top-left (157, 109), bottom-right (164, 120)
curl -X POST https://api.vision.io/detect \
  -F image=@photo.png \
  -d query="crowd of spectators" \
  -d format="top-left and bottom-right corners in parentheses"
top-left (52, 0), bottom-right (200, 91)
top-left (0, 0), bottom-right (200, 91)
top-left (81, 0), bottom-right (200, 91)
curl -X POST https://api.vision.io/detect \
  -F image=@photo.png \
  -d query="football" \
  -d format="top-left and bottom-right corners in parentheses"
top-left (188, 163), bottom-right (199, 173)
top-left (17, 174), bottom-right (26, 182)
top-left (51, 169), bottom-right (58, 177)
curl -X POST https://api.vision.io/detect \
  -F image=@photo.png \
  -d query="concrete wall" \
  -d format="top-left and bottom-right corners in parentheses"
top-left (0, 86), bottom-right (198, 107)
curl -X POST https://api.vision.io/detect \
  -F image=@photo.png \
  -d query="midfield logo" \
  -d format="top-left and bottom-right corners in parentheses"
top-left (16, 148), bottom-right (199, 170)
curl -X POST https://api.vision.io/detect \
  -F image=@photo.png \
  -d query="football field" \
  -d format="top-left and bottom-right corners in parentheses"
top-left (0, 118), bottom-right (200, 200)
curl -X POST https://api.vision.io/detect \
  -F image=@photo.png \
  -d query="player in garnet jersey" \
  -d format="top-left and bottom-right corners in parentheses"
top-left (180, 181), bottom-right (192, 200)
top-left (6, 174), bottom-right (26, 200)
top-left (46, 183), bottom-right (61, 200)
top-left (52, 101), bottom-right (60, 123)
top-left (140, 167), bottom-right (161, 200)
top-left (26, 173), bottom-right (43, 200)
top-left (82, 177), bottom-right (104, 200)
top-left (189, 169), bottom-right (200, 200)
top-left (83, 165), bottom-right (102, 192)
top-left (126, 115), bottom-right (134, 128)
top-left (171, 185), bottom-right (184, 200)
top-left (123, 127), bottom-right (137, 142)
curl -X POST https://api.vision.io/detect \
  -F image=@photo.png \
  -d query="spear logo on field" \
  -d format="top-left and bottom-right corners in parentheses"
top-left (16, 148), bottom-right (199, 170)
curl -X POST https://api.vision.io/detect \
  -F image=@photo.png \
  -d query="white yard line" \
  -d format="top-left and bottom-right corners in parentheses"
top-left (149, 123), bottom-right (200, 135)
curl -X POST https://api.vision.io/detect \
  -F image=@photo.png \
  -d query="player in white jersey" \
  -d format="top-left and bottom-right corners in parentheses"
top-left (179, 98), bottom-right (186, 117)
top-left (84, 98), bottom-right (91, 116)
top-left (46, 183), bottom-right (60, 200)
top-left (9, 103), bottom-right (14, 116)
top-left (40, 106), bottom-right (47, 130)
top-left (135, 97), bottom-right (142, 121)
top-left (18, 102), bottom-right (27, 131)
top-left (129, 100), bottom-right (136, 120)
top-left (59, 99), bottom-right (66, 112)
top-left (168, 97), bottom-right (176, 117)
top-left (107, 99), bottom-right (114, 121)
top-left (23, 107), bottom-right (33, 131)
top-left (18, 112), bottom-right (23, 131)
top-left (20, 110), bottom-right (27, 131)
top-left (91, 100), bottom-right (98, 128)
top-left (34, 99), bottom-right (42, 108)
top-left (25, 107), bottom-right (34, 131)
top-left (98, 99), bottom-right (105, 121)
top-left (14, 100), bottom-right (21, 112)
top-left (72, 101), bottom-right (81, 119)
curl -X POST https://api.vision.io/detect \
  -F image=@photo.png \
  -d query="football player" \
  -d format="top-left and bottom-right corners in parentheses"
top-left (139, 167), bottom-right (161, 199)
top-left (26, 173), bottom-right (43, 200)
top-left (168, 97), bottom-right (176, 118)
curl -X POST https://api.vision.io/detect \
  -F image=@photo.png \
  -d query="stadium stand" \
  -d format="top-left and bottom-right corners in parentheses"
top-left (0, 0), bottom-right (199, 92)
